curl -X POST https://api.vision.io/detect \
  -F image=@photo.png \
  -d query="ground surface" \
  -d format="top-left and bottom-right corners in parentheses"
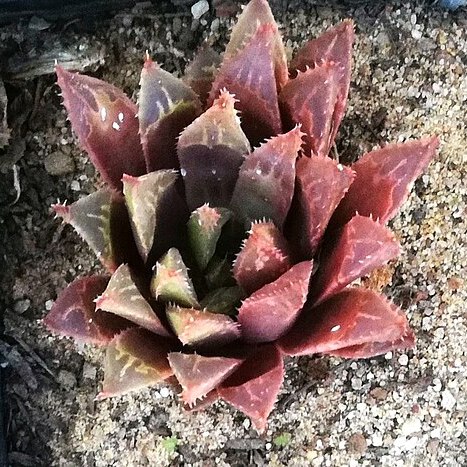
top-left (1, 1), bottom-right (466, 466)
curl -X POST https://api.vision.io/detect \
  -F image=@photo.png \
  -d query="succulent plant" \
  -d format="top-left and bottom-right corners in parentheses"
top-left (45, 0), bottom-right (438, 431)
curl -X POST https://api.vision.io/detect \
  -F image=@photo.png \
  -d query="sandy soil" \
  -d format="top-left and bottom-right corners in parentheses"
top-left (1, 1), bottom-right (466, 466)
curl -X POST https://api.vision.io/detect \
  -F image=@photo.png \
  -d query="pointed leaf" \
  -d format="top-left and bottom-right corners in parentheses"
top-left (290, 20), bottom-right (355, 146)
top-left (95, 264), bottom-right (170, 336)
top-left (209, 23), bottom-right (282, 145)
top-left (311, 215), bottom-right (401, 305)
top-left (56, 66), bottom-right (145, 190)
top-left (97, 328), bottom-right (175, 399)
top-left (224, 0), bottom-right (288, 91)
top-left (184, 44), bottom-right (221, 103)
top-left (233, 221), bottom-right (292, 295)
top-left (218, 344), bottom-right (284, 432)
top-left (151, 248), bottom-right (199, 308)
top-left (279, 288), bottom-right (415, 357)
top-left (139, 59), bottom-right (201, 172)
top-left (286, 156), bottom-right (355, 259)
top-left (333, 137), bottom-right (439, 226)
top-left (199, 286), bottom-right (245, 315)
top-left (238, 261), bottom-right (313, 343)
top-left (168, 352), bottom-right (243, 405)
top-left (53, 188), bottom-right (137, 272)
top-left (279, 63), bottom-right (340, 157)
top-left (230, 127), bottom-right (303, 228)
top-left (44, 276), bottom-right (130, 344)
top-left (123, 170), bottom-right (179, 262)
top-left (177, 90), bottom-right (250, 211)
top-left (166, 305), bottom-right (240, 347)
top-left (187, 204), bottom-right (232, 270)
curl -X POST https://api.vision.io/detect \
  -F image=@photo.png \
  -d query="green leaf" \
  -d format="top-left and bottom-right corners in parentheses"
top-left (161, 436), bottom-right (179, 454)
top-left (187, 204), bottom-right (232, 270)
top-left (199, 286), bottom-right (244, 315)
top-left (273, 432), bottom-right (291, 447)
top-left (150, 248), bottom-right (199, 308)
top-left (123, 170), bottom-right (178, 262)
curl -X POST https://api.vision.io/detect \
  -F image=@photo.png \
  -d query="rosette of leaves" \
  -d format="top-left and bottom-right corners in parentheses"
top-left (45, 0), bottom-right (438, 431)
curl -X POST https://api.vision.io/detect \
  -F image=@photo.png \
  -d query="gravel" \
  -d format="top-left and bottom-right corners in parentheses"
top-left (3, 1), bottom-right (466, 466)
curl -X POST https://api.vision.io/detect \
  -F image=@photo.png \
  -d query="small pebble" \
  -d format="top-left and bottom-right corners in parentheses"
top-left (45, 299), bottom-right (54, 311)
top-left (159, 386), bottom-right (170, 398)
top-left (398, 354), bottom-right (409, 366)
top-left (70, 180), bottom-right (80, 191)
top-left (14, 299), bottom-right (31, 314)
top-left (58, 370), bottom-right (77, 390)
top-left (82, 363), bottom-right (97, 381)
top-left (400, 418), bottom-right (422, 436)
top-left (191, 0), bottom-right (209, 20)
top-left (441, 389), bottom-right (456, 410)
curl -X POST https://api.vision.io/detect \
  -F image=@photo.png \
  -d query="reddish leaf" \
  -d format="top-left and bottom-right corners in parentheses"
top-left (279, 288), bottom-right (415, 357)
top-left (218, 344), bottom-right (284, 432)
top-left (238, 261), bottom-right (313, 343)
top-left (168, 352), bottom-right (243, 405)
top-left (290, 20), bottom-right (355, 146)
top-left (233, 221), bottom-right (292, 295)
top-left (139, 58), bottom-right (201, 172)
top-left (97, 328), bottom-right (175, 399)
top-left (95, 264), bottom-right (170, 336)
top-left (224, 0), bottom-right (288, 92)
top-left (311, 215), bottom-right (401, 305)
top-left (151, 248), bottom-right (199, 308)
top-left (183, 390), bottom-right (219, 412)
top-left (187, 204), bottom-right (232, 270)
top-left (166, 305), bottom-right (240, 347)
top-left (230, 126), bottom-right (303, 228)
top-left (332, 137), bottom-right (439, 226)
top-left (209, 23), bottom-right (282, 145)
top-left (56, 66), bottom-right (145, 190)
top-left (53, 188), bottom-right (137, 272)
top-left (177, 90), bottom-right (251, 211)
top-left (44, 276), bottom-right (130, 345)
top-left (184, 44), bottom-right (221, 103)
top-left (286, 155), bottom-right (355, 259)
top-left (122, 170), bottom-right (178, 262)
top-left (279, 63), bottom-right (340, 156)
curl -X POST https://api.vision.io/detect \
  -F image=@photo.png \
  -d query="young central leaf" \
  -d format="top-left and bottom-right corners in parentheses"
top-left (230, 126), bottom-right (303, 228)
top-left (95, 264), bottom-right (170, 336)
top-left (238, 261), bottom-right (313, 342)
top-left (166, 305), bottom-right (240, 347)
top-left (233, 221), bottom-right (292, 295)
top-left (123, 170), bottom-right (178, 262)
top-left (139, 58), bottom-right (201, 171)
top-left (168, 352), bottom-right (243, 405)
top-left (151, 248), bottom-right (199, 308)
top-left (177, 91), bottom-right (251, 211)
top-left (187, 204), bottom-right (232, 270)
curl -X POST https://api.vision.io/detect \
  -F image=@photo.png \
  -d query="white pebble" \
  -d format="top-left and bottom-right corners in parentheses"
top-left (191, 0), bottom-right (209, 20)
top-left (70, 180), bottom-right (80, 191)
top-left (400, 418), bottom-right (421, 436)
top-left (398, 354), bottom-right (409, 366)
top-left (159, 387), bottom-right (170, 398)
top-left (441, 389), bottom-right (456, 410)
